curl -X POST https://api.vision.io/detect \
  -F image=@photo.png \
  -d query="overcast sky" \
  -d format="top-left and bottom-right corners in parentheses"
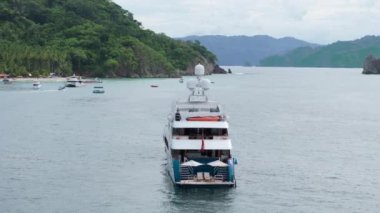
top-left (113, 0), bottom-right (380, 44)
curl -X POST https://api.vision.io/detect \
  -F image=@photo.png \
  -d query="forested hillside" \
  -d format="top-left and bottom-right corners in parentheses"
top-left (0, 0), bottom-right (216, 77)
top-left (259, 36), bottom-right (380, 68)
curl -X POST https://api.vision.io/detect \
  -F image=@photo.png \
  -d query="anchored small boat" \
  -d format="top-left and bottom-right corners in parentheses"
top-left (150, 85), bottom-right (159, 88)
top-left (93, 86), bottom-right (105, 94)
top-left (163, 64), bottom-right (237, 187)
top-left (66, 74), bottom-right (84, 87)
top-left (32, 81), bottom-right (41, 89)
top-left (2, 77), bottom-right (12, 84)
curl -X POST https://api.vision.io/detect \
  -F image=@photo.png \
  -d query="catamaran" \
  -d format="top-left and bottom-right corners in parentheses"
top-left (163, 64), bottom-right (237, 187)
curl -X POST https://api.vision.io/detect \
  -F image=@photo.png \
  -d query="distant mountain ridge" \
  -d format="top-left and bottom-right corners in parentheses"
top-left (179, 35), bottom-right (319, 66)
top-left (260, 36), bottom-right (380, 68)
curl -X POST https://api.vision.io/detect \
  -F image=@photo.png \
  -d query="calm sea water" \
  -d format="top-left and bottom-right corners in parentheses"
top-left (1, 67), bottom-right (380, 213)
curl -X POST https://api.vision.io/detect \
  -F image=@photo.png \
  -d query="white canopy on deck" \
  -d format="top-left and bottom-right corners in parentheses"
top-left (181, 160), bottom-right (203, 167)
top-left (207, 160), bottom-right (228, 167)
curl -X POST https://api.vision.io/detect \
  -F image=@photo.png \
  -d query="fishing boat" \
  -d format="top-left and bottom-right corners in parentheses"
top-left (32, 81), bottom-right (41, 89)
top-left (163, 64), bottom-right (237, 187)
top-left (93, 86), bottom-right (105, 94)
top-left (66, 74), bottom-right (84, 87)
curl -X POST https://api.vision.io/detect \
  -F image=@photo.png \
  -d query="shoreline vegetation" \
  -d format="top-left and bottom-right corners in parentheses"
top-left (0, 0), bottom-right (217, 78)
top-left (2, 68), bottom-right (229, 82)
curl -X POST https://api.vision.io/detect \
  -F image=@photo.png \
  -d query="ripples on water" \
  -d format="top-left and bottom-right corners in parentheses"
top-left (1, 68), bottom-right (380, 212)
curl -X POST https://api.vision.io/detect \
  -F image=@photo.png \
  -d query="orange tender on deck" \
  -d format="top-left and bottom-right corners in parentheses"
top-left (186, 116), bottom-right (221, 122)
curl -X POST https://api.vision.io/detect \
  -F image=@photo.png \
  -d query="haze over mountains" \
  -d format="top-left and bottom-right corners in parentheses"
top-left (180, 35), bottom-right (380, 68)
top-left (179, 35), bottom-right (319, 66)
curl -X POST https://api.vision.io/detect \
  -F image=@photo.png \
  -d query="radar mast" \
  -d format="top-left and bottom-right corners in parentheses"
top-left (187, 63), bottom-right (211, 102)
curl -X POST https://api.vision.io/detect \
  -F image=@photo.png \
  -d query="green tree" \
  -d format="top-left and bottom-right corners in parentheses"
top-left (0, 0), bottom-right (217, 77)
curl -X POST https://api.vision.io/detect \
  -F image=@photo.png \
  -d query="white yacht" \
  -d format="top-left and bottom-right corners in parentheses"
top-left (163, 64), bottom-right (237, 187)
top-left (66, 74), bottom-right (84, 87)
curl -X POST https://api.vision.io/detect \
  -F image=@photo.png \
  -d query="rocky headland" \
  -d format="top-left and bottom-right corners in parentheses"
top-left (212, 65), bottom-right (228, 74)
top-left (363, 55), bottom-right (380, 74)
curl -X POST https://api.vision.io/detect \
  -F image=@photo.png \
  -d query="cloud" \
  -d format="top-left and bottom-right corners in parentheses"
top-left (113, 0), bottom-right (380, 44)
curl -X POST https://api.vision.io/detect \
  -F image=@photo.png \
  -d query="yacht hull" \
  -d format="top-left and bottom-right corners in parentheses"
top-left (174, 181), bottom-right (235, 187)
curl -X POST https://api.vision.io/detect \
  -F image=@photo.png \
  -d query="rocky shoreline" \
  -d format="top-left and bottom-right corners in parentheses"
top-left (212, 65), bottom-right (228, 74)
top-left (363, 55), bottom-right (380, 74)
top-left (2, 63), bottom-right (229, 81)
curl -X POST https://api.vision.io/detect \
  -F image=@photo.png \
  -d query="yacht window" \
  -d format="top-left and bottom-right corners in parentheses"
top-left (173, 128), bottom-right (228, 138)
top-left (210, 106), bottom-right (220, 112)
top-left (210, 128), bottom-right (228, 136)
top-left (185, 128), bottom-right (200, 137)
top-left (184, 150), bottom-right (222, 159)
top-left (185, 150), bottom-right (206, 158)
top-left (172, 128), bottom-right (185, 135)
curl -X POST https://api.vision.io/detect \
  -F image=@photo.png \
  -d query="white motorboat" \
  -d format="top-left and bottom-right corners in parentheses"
top-left (163, 64), bottom-right (237, 187)
top-left (32, 81), bottom-right (41, 89)
top-left (66, 74), bottom-right (84, 87)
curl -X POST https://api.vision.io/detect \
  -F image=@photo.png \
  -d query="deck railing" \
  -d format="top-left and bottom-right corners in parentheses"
top-left (180, 166), bottom-right (194, 180)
